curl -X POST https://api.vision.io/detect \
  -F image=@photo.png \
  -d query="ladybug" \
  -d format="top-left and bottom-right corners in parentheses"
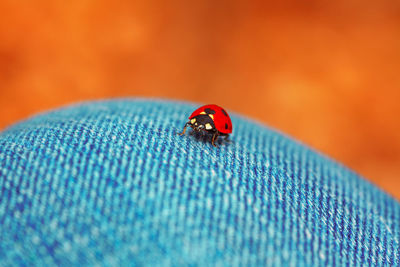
top-left (179, 104), bottom-right (232, 147)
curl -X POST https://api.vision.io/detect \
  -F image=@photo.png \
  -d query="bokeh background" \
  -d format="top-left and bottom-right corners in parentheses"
top-left (1, 1), bottom-right (399, 199)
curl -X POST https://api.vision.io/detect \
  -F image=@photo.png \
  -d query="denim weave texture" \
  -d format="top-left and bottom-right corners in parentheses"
top-left (0, 99), bottom-right (399, 266)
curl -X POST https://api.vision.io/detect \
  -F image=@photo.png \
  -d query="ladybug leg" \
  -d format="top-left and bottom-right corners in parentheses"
top-left (178, 122), bottom-right (190, 135)
top-left (211, 132), bottom-right (219, 147)
top-left (223, 134), bottom-right (232, 143)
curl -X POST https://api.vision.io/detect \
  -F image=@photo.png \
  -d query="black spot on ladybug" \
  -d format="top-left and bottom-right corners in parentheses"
top-left (205, 108), bottom-right (216, 114)
top-left (221, 109), bottom-right (228, 116)
top-left (225, 123), bottom-right (228, 129)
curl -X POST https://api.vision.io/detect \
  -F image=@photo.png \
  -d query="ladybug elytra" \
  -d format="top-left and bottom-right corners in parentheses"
top-left (179, 104), bottom-right (232, 147)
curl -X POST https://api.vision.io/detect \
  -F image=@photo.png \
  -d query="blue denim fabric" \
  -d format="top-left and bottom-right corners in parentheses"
top-left (0, 99), bottom-right (399, 266)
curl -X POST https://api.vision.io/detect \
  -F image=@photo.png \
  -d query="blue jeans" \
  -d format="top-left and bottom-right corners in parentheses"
top-left (0, 99), bottom-right (399, 266)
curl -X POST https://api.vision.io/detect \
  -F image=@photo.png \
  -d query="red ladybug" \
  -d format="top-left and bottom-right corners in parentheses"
top-left (179, 104), bottom-right (232, 146)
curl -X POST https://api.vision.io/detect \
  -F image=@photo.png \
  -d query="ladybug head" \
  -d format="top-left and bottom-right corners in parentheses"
top-left (189, 114), bottom-right (216, 132)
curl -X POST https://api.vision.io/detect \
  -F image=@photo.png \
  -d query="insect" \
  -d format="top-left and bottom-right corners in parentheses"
top-left (178, 104), bottom-right (232, 147)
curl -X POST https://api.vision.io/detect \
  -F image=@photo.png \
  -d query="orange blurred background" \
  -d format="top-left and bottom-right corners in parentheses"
top-left (1, 1), bottom-right (399, 199)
